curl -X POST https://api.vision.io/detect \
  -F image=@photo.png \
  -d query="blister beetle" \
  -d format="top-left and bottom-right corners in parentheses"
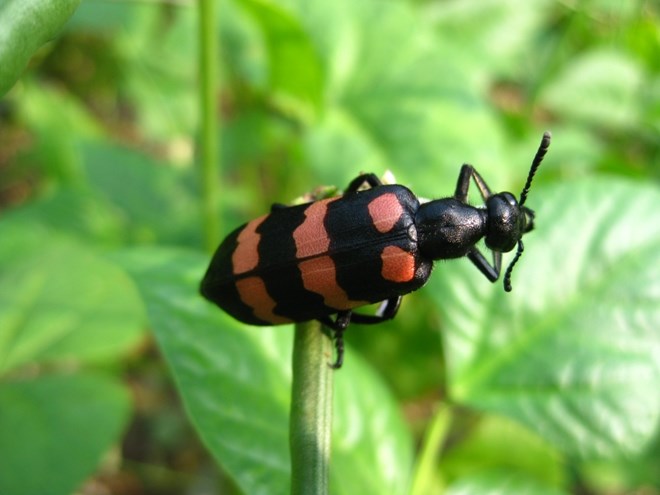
top-left (201, 132), bottom-right (551, 368)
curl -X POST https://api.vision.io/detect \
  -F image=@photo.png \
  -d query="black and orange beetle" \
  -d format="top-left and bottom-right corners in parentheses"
top-left (201, 132), bottom-right (551, 368)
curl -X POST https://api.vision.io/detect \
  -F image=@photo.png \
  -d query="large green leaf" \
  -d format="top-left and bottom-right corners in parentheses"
top-left (67, 1), bottom-right (198, 141)
top-left (0, 221), bottom-right (144, 374)
top-left (80, 141), bottom-right (201, 245)
top-left (266, 0), bottom-right (550, 189)
top-left (238, 0), bottom-right (324, 120)
top-left (541, 50), bottom-right (645, 131)
top-left (301, 0), bottom-right (501, 186)
top-left (0, 0), bottom-right (81, 96)
top-left (119, 247), bottom-right (413, 495)
top-left (441, 415), bottom-right (565, 488)
top-left (430, 178), bottom-right (660, 458)
top-left (3, 187), bottom-right (125, 245)
top-left (332, 360), bottom-right (413, 495)
top-left (447, 469), bottom-right (570, 495)
top-left (426, 0), bottom-right (550, 78)
top-left (0, 373), bottom-right (131, 495)
top-left (16, 82), bottom-right (100, 184)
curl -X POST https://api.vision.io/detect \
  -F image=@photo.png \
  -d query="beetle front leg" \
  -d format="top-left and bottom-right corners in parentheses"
top-left (467, 247), bottom-right (502, 282)
top-left (455, 165), bottom-right (493, 203)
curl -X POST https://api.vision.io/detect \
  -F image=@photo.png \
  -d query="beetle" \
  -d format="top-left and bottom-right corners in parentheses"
top-left (201, 132), bottom-right (551, 368)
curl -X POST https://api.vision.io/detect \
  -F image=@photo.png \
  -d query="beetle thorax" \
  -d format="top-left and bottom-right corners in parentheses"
top-left (416, 198), bottom-right (487, 260)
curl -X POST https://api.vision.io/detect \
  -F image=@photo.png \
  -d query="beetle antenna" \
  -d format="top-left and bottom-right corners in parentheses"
top-left (519, 131), bottom-right (551, 207)
top-left (503, 240), bottom-right (523, 292)
top-left (503, 131), bottom-right (551, 291)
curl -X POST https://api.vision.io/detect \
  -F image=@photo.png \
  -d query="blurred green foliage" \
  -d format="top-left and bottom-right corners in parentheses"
top-left (0, 0), bottom-right (659, 494)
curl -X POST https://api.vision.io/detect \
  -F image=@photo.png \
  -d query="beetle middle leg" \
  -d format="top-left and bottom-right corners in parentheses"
top-left (455, 165), bottom-right (504, 281)
top-left (349, 296), bottom-right (402, 324)
top-left (454, 164), bottom-right (493, 202)
top-left (318, 296), bottom-right (401, 368)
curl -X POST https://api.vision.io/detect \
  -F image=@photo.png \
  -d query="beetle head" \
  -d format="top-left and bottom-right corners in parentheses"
top-left (484, 192), bottom-right (532, 253)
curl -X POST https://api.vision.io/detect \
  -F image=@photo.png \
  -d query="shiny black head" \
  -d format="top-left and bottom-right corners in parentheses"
top-left (484, 192), bottom-right (532, 253)
top-left (501, 131), bottom-right (551, 291)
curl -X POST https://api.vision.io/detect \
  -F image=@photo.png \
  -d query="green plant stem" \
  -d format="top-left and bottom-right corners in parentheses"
top-left (290, 321), bottom-right (334, 495)
top-left (198, 0), bottom-right (220, 253)
top-left (409, 404), bottom-right (452, 495)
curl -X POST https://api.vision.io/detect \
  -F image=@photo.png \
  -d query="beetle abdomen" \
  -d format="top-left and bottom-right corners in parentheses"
top-left (200, 185), bottom-right (431, 325)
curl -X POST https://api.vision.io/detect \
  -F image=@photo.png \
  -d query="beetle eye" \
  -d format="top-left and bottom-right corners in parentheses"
top-left (500, 192), bottom-right (517, 207)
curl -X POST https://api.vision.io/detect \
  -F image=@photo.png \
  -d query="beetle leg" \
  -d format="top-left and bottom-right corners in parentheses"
top-left (492, 250), bottom-right (502, 278)
top-left (319, 311), bottom-right (352, 369)
top-left (349, 296), bottom-right (402, 324)
top-left (377, 296), bottom-right (402, 319)
top-left (467, 247), bottom-right (501, 282)
top-left (318, 311), bottom-right (351, 331)
top-left (330, 327), bottom-right (346, 369)
top-left (455, 165), bottom-right (493, 202)
top-left (345, 173), bottom-right (383, 193)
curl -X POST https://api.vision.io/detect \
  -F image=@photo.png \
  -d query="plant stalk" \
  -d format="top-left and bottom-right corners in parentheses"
top-left (409, 404), bottom-right (452, 495)
top-left (290, 321), bottom-right (334, 495)
top-left (198, 0), bottom-right (220, 252)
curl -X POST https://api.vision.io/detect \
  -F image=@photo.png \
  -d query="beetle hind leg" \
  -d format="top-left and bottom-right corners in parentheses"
top-left (318, 311), bottom-right (352, 369)
top-left (319, 297), bottom-right (403, 368)
top-left (345, 173), bottom-right (383, 193)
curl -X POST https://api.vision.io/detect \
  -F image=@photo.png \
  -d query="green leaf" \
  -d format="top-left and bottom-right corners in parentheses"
top-left (428, 0), bottom-right (549, 78)
top-left (447, 469), bottom-right (570, 495)
top-left (430, 178), bottom-right (660, 458)
top-left (3, 187), bottom-right (125, 245)
top-left (238, 0), bottom-right (324, 121)
top-left (441, 415), bottom-right (565, 487)
top-left (118, 247), bottom-right (413, 495)
top-left (541, 50), bottom-right (644, 130)
top-left (80, 141), bottom-right (200, 245)
top-left (579, 435), bottom-right (660, 494)
top-left (0, 0), bottom-right (81, 96)
top-left (0, 373), bottom-right (131, 495)
top-left (114, 5), bottom-right (198, 141)
top-left (332, 357), bottom-right (413, 495)
top-left (0, 222), bottom-right (144, 374)
top-left (276, 0), bottom-right (509, 188)
top-left (65, 0), bottom-right (137, 31)
top-left (16, 82), bottom-right (100, 185)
